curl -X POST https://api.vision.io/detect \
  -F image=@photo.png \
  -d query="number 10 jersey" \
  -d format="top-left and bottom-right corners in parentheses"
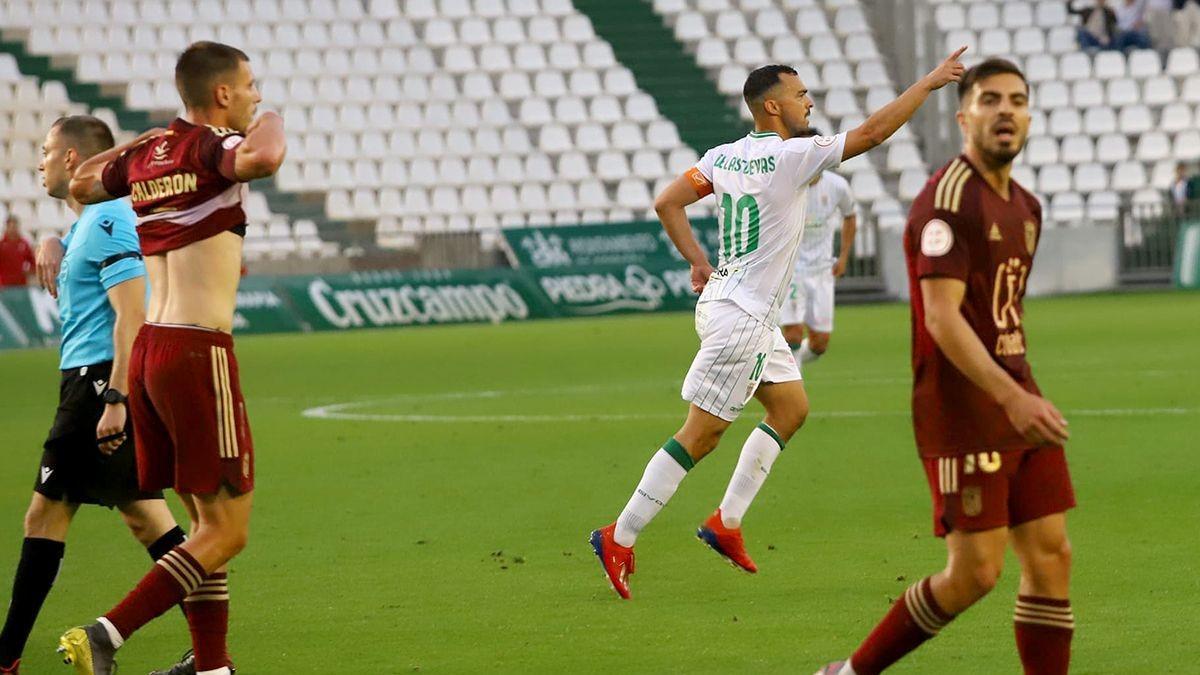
top-left (690, 130), bottom-right (846, 327)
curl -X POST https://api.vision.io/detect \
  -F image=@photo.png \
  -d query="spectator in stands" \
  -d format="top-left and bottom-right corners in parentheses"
top-left (0, 215), bottom-right (36, 287)
top-left (1113, 0), bottom-right (1154, 50)
top-left (1176, 0), bottom-right (1200, 47)
top-left (1144, 0), bottom-right (1176, 48)
top-left (1071, 0), bottom-right (1121, 50)
top-left (1171, 163), bottom-right (1199, 214)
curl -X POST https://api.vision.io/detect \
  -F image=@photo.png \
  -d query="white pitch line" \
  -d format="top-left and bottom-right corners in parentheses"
top-left (301, 396), bottom-right (1197, 424)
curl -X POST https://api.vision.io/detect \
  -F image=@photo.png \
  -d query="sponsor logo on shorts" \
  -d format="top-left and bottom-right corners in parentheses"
top-left (40, 466), bottom-right (53, 484)
top-left (962, 486), bottom-right (983, 517)
top-left (93, 379), bottom-right (107, 396)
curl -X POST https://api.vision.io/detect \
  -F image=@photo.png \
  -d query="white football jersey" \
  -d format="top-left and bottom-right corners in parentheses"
top-left (693, 130), bottom-right (847, 325)
top-left (796, 172), bottom-right (856, 272)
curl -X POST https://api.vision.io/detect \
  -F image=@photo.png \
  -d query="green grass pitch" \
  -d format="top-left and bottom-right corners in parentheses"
top-left (1, 291), bottom-right (1197, 673)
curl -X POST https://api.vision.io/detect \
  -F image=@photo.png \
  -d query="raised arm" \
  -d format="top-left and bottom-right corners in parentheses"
top-left (70, 128), bottom-right (165, 204)
top-left (843, 47), bottom-right (968, 161)
top-left (920, 277), bottom-right (1068, 446)
top-left (233, 111), bottom-right (287, 181)
top-left (654, 173), bottom-right (713, 294)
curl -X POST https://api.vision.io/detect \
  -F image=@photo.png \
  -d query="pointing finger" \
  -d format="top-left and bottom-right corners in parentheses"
top-left (949, 45), bottom-right (968, 61)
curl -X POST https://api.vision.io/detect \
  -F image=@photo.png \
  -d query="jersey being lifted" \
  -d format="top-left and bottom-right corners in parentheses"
top-left (101, 118), bottom-right (247, 256)
top-left (689, 131), bottom-right (846, 326)
top-left (905, 155), bottom-right (1044, 457)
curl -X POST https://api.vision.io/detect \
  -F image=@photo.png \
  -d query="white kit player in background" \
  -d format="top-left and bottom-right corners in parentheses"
top-left (590, 48), bottom-right (969, 600)
top-left (779, 127), bottom-right (858, 365)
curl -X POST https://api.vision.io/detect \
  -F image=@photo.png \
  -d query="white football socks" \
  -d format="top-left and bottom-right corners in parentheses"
top-left (837, 661), bottom-right (858, 675)
top-left (613, 440), bottom-right (693, 547)
top-left (796, 338), bottom-right (822, 364)
top-left (197, 668), bottom-right (232, 675)
top-left (718, 423), bottom-right (785, 528)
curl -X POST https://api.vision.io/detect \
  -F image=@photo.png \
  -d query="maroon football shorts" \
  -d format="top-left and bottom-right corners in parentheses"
top-left (129, 323), bottom-right (254, 495)
top-left (920, 446), bottom-right (1074, 537)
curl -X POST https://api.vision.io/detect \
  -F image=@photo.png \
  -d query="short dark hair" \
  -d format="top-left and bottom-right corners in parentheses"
top-left (51, 115), bottom-right (115, 159)
top-left (175, 41), bottom-right (249, 109)
top-left (743, 64), bottom-right (798, 103)
top-left (957, 58), bottom-right (1029, 103)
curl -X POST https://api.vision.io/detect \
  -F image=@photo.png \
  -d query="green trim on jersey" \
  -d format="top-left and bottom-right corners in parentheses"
top-left (757, 422), bottom-right (786, 450)
top-left (662, 438), bottom-right (695, 471)
top-left (748, 131), bottom-right (781, 139)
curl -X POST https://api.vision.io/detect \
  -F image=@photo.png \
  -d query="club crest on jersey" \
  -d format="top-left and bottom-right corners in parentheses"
top-left (151, 140), bottom-right (170, 163)
top-left (920, 219), bottom-right (953, 257)
top-left (1024, 220), bottom-right (1037, 254)
top-left (812, 135), bottom-right (836, 147)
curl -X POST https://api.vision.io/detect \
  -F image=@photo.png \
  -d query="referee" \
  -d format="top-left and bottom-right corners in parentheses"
top-left (0, 117), bottom-right (190, 675)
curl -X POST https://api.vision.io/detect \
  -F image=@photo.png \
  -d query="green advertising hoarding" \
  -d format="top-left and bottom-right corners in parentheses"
top-left (1, 220), bottom-right (718, 352)
top-left (503, 219), bottom-right (720, 269)
top-left (274, 268), bottom-right (546, 331)
top-left (530, 261), bottom-right (698, 317)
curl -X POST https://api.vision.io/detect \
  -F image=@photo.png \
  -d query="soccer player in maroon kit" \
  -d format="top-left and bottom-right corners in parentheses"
top-left (817, 59), bottom-right (1076, 675)
top-left (54, 42), bottom-right (285, 675)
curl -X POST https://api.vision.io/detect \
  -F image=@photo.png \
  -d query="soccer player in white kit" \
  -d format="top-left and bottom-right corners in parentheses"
top-left (779, 128), bottom-right (858, 365)
top-left (589, 47), bottom-right (968, 600)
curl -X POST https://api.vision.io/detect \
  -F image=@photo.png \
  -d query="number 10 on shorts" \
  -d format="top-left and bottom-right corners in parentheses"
top-left (750, 352), bottom-right (766, 381)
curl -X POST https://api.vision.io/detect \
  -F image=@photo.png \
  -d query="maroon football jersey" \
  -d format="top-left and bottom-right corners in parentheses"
top-left (904, 155), bottom-right (1044, 457)
top-left (101, 118), bottom-right (247, 256)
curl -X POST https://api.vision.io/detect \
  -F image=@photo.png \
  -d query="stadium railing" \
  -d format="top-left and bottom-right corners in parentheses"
top-left (1119, 195), bottom-right (1199, 285)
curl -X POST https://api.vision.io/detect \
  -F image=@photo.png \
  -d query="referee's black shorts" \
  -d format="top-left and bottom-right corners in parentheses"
top-left (35, 361), bottom-right (163, 507)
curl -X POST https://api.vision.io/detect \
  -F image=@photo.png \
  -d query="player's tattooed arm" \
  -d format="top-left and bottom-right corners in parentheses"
top-left (70, 127), bottom-right (166, 204)
top-left (655, 173), bottom-right (714, 293)
top-left (843, 46), bottom-right (968, 161)
top-left (233, 111), bottom-right (287, 181)
top-left (920, 277), bottom-right (1069, 446)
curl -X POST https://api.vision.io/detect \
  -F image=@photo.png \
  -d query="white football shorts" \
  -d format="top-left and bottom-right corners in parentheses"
top-left (778, 269), bottom-right (835, 333)
top-left (681, 299), bottom-right (801, 422)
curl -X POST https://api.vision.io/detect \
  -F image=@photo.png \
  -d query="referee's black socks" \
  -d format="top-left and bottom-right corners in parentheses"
top-left (147, 526), bottom-right (187, 562)
top-left (0, 537), bottom-right (65, 667)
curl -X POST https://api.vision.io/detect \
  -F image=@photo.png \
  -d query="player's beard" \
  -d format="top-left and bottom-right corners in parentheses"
top-left (977, 130), bottom-right (1024, 169)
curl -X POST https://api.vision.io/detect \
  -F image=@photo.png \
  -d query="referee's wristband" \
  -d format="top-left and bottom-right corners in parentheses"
top-left (97, 431), bottom-right (127, 445)
top-left (102, 389), bottom-right (128, 405)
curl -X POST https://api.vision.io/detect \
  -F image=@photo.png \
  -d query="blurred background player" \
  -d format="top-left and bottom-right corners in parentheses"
top-left (778, 128), bottom-right (857, 365)
top-left (0, 116), bottom-right (189, 675)
top-left (817, 59), bottom-right (1076, 675)
top-left (55, 42), bottom-right (285, 675)
top-left (589, 48), bottom-right (967, 600)
top-left (0, 215), bottom-right (36, 288)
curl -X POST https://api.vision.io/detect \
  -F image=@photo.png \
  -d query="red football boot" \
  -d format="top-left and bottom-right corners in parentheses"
top-left (696, 509), bottom-right (758, 573)
top-left (0, 659), bottom-right (18, 674)
top-left (589, 523), bottom-right (634, 599)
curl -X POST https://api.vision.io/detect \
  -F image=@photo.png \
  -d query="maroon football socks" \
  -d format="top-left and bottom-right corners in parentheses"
top-left (1014, 595), bottom-right (1074, 675)
top-left (184, 572), bottom-right (231, 671)
top-left (104, 547), bottom-right (205, 641)
top-left (848, 577), bottom-right (956, 675)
